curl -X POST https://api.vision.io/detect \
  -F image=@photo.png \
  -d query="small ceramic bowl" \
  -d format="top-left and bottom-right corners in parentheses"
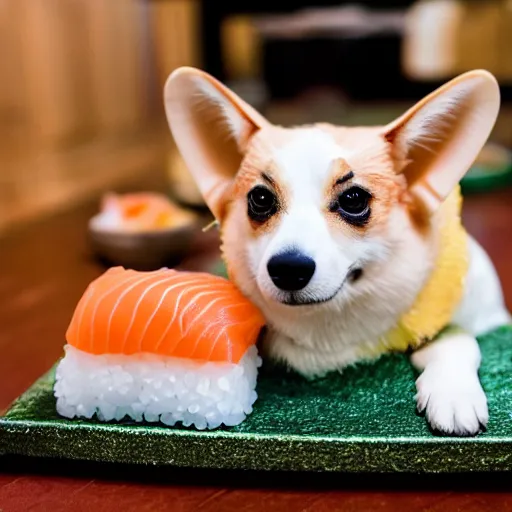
top-left (88, 214), bottom-right (202, 271)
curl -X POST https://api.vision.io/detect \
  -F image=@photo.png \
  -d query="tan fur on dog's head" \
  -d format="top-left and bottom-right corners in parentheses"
top-left (164, 68), bottom-right (499, 375)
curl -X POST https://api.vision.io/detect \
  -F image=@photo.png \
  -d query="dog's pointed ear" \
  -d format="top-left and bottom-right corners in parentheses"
top-left (164, 67), bottom-right (270, 220)
top-left (383, 70), bottom-right (500, 214)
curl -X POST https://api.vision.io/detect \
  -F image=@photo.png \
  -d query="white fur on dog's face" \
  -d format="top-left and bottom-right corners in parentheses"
top-left (243, 129), bottom-right (389, 307)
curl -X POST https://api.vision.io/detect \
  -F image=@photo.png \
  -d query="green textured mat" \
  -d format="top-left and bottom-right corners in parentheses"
top-left (1, 326), bottom-right (512, 473)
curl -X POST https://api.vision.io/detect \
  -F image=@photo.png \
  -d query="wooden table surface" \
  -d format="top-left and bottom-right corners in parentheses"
top-left (0, 187), bottom-right (511, 511)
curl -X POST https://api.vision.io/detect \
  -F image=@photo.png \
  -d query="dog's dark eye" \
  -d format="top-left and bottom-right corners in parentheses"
top-left (248, 186), bottom-right (278, 222)
top-left (333, 187), bottom-right (371, 226)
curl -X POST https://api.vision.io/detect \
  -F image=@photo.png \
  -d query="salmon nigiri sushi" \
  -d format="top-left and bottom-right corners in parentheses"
top-left (54, 267), bottom-right (266, 429)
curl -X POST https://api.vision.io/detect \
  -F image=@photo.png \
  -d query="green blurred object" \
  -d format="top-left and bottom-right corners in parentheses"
top-left (461, 143), bottom-right (512, 194)
top-left (461, 164), bottom-right (512, 193)
top-left (1, 326), bottom-right (512, 473)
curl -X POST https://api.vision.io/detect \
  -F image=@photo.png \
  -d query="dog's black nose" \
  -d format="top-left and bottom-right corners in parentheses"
top-left (267, 250), bottom-right (316, 291)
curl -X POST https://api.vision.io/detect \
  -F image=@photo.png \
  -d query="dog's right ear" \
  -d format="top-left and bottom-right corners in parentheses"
top-left (164, 67), bottom-right (269, 220)
top-left (383, 70), bottom-right (500, 215)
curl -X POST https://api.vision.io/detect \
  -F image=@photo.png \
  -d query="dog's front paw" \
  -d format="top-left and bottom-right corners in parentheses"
top-left (415, 364), bottom-right (488, 436)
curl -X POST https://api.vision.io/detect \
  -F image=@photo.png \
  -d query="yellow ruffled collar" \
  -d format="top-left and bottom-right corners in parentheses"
top-left (378, 186), bottom-right (469, 353)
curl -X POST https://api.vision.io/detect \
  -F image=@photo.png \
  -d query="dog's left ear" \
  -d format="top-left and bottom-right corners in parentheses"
top-left (384, 70), bottom-right (500, 214)
top-left (164, 67), bottom-right (270, 220)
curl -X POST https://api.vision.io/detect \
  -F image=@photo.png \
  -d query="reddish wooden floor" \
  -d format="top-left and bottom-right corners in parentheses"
top-left (0, 187), bottom-right (511, 511)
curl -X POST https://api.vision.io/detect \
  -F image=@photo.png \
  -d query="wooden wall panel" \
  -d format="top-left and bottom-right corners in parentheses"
top-left (18, 0), bottom-right (96, 148)
top-left (87, 0), bottom-right (147, 136)
top-left (0, 0), bottom-right (202, 233)
top-left (149, 0), bottom-right (200, 90)
top-left (0, 1), bottom-right (28, 143)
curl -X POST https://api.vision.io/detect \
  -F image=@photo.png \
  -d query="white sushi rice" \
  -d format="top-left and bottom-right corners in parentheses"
top-left (54, 345), bottom-right (262, 430)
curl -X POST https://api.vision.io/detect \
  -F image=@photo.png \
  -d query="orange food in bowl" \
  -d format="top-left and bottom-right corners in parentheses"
top-left (94, 192), bottom-right (196, 232)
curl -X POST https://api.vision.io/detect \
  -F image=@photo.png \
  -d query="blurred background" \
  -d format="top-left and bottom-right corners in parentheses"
top-left (1, 0), bottom-right (512, 234)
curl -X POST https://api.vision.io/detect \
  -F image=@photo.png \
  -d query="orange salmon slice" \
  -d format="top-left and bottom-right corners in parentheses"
top-left (66, 267), bottom-right (266, 364)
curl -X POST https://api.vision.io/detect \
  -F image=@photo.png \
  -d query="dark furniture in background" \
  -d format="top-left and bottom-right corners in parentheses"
top-left (199, 0), bottom-right (416, 82)
top-left (198, 0), bottom-right (441, 102)
top-left (198, 0), bottom-right (512, 102)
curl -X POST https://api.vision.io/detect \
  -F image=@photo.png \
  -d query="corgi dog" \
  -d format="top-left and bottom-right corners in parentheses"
top-left (164, 67), bottom-right (511, 436)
